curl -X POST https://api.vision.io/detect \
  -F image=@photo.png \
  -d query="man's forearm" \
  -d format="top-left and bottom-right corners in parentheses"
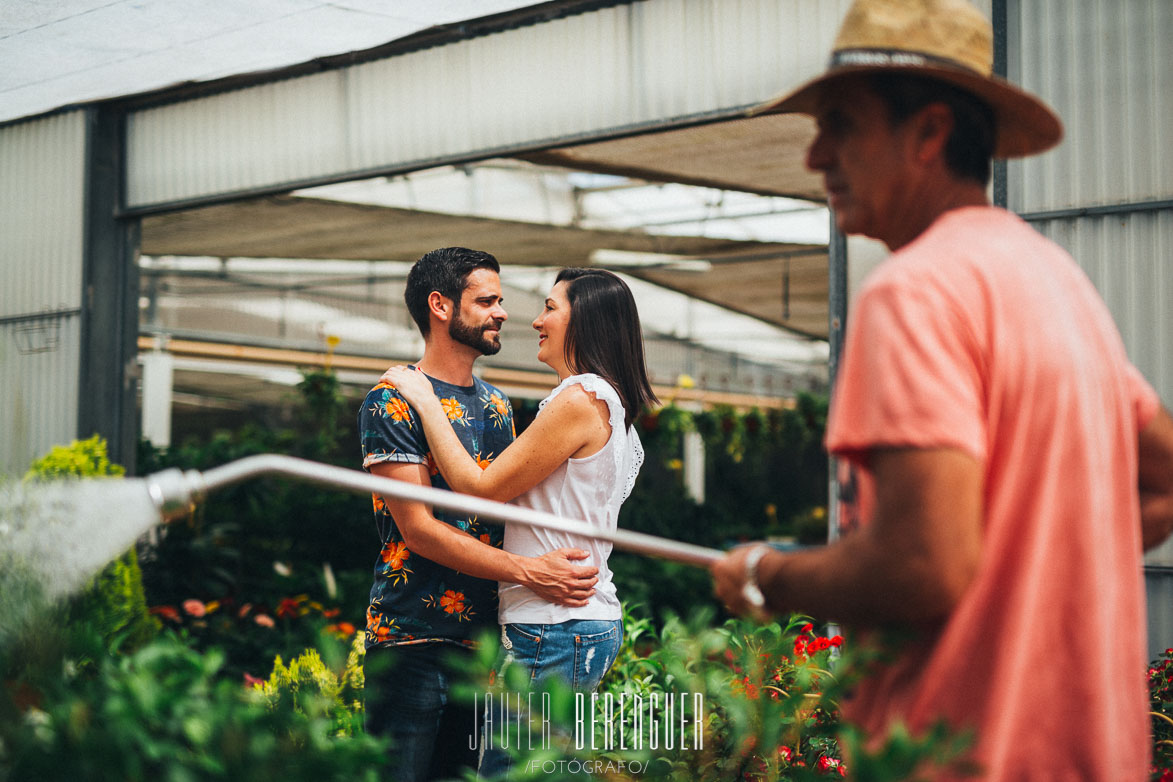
top-left (401, 519), bottom-right (528, 583)
top-left (1141, 491), bottom-right (1173, 551)
top-left (1139, 408), bottom-right (1173, 551)
top-left (757, 530), bottom-right (968, 626)
top-left (415, 403), bottom-right (488, 496)
top-left (401, 519), bottom-right (595, 607)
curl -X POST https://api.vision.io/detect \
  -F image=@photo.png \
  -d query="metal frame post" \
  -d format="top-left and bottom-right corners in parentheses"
top-left (991, 0), bottom-right (1009, 208)
top-left (826, 216), bottom-right (848, 543)
top-left (79, 106), bottom-right (141, 473)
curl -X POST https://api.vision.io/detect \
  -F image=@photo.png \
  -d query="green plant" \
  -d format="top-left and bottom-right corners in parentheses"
top-left (25, 435), bottom-right (126, 479)
top-left (148, 590), bottom-right (357, 681)
top-left (1150, 647), bottom-right (1173, 781)
top-left (460, 604), bottom-right (968, 781)
top-left (255, 632), bottom-right (366, 738)
top-left (0, 628), bottom-right (386, 781)
top-left (137, 368), bottom-right (373, 673)
top-left (24, 436), bottom-right (159, 653)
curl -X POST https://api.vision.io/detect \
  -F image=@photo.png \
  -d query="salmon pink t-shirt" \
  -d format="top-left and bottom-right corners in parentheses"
top-left (825, 207), bottom-right (1160, 781)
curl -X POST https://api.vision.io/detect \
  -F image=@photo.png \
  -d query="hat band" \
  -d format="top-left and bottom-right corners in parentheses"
top-left (829, 48), bottom-right (985, 78)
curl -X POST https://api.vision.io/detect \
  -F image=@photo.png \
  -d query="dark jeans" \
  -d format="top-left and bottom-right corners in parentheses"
top-left (364, 643), bottom-right (477, 782)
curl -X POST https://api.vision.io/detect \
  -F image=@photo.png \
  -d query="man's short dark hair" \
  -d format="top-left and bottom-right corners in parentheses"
top-left (404, 247), bottom-right (500, 336)
top-left (868, 73), bottom-right (996, 186)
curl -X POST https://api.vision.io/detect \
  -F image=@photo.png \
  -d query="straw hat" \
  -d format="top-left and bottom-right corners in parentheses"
top-left (754, 0), bottom-right (1062, 158)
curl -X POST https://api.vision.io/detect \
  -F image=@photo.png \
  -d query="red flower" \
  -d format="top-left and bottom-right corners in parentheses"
top-left (182, 599), bottom-right (207, 618)
top-left (150, 605), bottom-right (180, 622)
top-left (276, 597), bottom-right (300, 618)
top-left (327, 621), bottom-right (357, 638)
top-left (816, 756), bottom-right (844, 776)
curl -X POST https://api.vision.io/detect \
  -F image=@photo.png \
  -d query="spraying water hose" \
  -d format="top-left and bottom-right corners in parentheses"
top-left (143, 454), bottom-right (723, 568)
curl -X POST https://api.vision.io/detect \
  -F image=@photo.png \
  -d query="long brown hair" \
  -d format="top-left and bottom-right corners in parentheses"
top-left (556, 268), bottom-right (658, 428)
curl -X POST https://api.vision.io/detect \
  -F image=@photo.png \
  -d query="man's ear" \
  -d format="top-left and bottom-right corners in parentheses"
top-left (913, 103), bottom-right (954, 165)
top-left (427, 291), bottom-right (452, 323)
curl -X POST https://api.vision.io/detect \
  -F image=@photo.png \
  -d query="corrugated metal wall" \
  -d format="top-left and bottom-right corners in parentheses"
top-left (1005, 0), bottom-right (1173, 646)
top-left (1007, 0), bottom-right (1171, 213)
top-left (125, 0), bottom-right (853, 209)
top-left (1033, 212), bottom-right (1173, 407)
top-left (0, 111), bottom-right (87, 477)
top-left (0, 319), bottom-right (83, 477)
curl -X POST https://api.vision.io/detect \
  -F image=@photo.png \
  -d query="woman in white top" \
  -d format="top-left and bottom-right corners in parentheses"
top-left (383, 269), bottom-right (656, 737)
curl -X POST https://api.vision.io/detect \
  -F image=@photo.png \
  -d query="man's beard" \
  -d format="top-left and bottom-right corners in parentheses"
top-left (449, 312), bottom-right (502, 356)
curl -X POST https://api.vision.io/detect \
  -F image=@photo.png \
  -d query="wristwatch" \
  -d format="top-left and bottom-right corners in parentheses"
top-left (741, 544), bottom-right (771, 620)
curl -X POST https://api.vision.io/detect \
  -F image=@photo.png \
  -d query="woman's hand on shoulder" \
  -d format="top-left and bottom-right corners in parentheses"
top-left (381, 365), bottom-right (434, 409)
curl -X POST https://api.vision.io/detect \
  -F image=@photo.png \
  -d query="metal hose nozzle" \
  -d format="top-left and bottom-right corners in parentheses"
top-left (144, 468), bottom-right (206, 522)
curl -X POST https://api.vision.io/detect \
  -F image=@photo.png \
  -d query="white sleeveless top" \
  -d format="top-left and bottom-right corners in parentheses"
top-left (498, 373), bottom-right (644, 624)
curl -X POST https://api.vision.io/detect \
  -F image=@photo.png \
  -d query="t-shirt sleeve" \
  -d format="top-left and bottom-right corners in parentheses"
top-left (1126, 363), bottom-right (1162, 432)
top-left (359, 384), bottom-right (427, 469)
top-left (825, 279), bottom-right (987, 463)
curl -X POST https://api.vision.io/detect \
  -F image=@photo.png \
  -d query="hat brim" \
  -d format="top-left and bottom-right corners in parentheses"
top-left (752, 65), bottom-right (1062, 159)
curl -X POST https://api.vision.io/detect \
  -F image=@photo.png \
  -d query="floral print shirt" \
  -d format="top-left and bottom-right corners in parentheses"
top-left (358, 370), bottom-right (515, 651)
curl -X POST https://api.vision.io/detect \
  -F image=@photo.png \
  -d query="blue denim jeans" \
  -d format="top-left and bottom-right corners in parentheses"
top-left (478, 618), bottom-right (622, 779)
top-left (364, 643), bottom-right (478, 782)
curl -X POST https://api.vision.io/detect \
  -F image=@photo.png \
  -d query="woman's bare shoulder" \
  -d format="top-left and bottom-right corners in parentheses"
top-left (548, 381), bottom-right (611, 427)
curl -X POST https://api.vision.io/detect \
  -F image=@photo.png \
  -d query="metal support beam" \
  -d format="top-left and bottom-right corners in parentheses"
top-left (826, 215), bottom-right (848, 544)
top-left (991, 0), bottom-right (1008, 208)
top-left (79, 106), bottom-right (141, 473)
top-left (1020, 198), bottom-right (1173, 222)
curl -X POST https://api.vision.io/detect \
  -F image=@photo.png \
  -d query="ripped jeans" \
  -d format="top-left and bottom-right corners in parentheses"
top-left (478, 618), bottom-right (622, 778)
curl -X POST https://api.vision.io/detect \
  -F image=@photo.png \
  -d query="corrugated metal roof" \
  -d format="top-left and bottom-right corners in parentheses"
top-left (120, 0), bottom-right (850, 210)
top-left (0, 0), bottom-right (543, 124)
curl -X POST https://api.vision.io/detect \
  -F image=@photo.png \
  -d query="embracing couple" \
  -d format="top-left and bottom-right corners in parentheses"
top-left (358, 247), bottom-right (657, 781)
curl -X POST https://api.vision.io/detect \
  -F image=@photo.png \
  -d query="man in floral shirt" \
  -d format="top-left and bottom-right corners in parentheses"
top-left (358, 247), bottom-right (599, 782)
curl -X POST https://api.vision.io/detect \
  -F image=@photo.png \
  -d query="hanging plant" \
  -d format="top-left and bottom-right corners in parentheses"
top-left (638, 404), bottom-right (694, 459)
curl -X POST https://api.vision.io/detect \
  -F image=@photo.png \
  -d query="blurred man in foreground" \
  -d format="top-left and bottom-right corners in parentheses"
top-left (712, 1), bottom-right (1173, 778)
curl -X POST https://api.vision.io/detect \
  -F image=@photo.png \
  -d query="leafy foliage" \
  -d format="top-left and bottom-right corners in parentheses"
top-left (25, 435), bottom-right (125, 479)
top-left (614, 394), bottom-right (829, 623)
top-left (0, 625), bottom-right (386, 782)
top-left (24, 436), bottom-right (159, 653)
top-left (137, 369), bottom-right (374, 675)
top-left (1150, 647), bottom-right (1173, 781)
top-left (255, 632), bottom-right (367, 738)
top-left (463, 603), bottom-right (970, 781)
